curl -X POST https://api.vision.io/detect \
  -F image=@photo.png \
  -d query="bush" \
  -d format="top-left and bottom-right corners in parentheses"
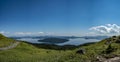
top-left (115, 39), bottom-right (120, 43)
top-left (103, 44), bottom-right (116, 54)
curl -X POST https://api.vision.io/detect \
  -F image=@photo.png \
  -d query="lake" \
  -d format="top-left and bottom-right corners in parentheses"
top-left (17, 38), bottom-right (100, 45)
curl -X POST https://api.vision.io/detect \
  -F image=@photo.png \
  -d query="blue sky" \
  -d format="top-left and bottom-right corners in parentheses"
top-left (0, 0), bottom-right (120, 36)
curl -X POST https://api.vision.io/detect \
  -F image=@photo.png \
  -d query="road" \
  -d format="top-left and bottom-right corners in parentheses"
top-left (0, 42), bottom-right (20, 51)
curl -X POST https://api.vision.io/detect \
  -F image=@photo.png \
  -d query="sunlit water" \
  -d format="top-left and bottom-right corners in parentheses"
top-left (17, 38), bottom-right (100, 45)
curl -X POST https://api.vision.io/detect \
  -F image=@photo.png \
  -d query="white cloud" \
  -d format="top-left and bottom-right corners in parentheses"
top-left (89, 24), bottom-right (120, 36)
top-left (14, 32), bottom-right (44, 36)
top-left (0, 31), bottom-right (9, 34)
top-left (15, 32), bottom-right (24, 35)
top-left (15, 32), bottom-right (32, 35)
top-left (38, 32), bottom-right (44, 34)
top-left (0, 31), bottom-right (5, 34)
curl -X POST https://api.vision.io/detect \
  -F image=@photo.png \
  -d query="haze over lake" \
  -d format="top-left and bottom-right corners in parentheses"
top-left (17, 38), bottom-right (100, 46)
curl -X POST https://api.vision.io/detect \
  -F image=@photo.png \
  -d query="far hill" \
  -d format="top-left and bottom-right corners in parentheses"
top-left (38, 37), bottom-right (69, 43)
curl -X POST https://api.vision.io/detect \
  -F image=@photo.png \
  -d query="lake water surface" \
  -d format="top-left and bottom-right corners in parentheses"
top-left (17, 38), bottom-right (100, 45)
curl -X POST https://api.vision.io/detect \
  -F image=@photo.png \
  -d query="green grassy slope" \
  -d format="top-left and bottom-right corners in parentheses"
top-left (0, 34), bottom-right (120, 62)
top-left (0, 34), bottom-right (16, 47)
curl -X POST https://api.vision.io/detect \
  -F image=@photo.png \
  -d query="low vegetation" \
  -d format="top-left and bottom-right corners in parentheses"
top-left (0, 34), bottom-right (120, 62)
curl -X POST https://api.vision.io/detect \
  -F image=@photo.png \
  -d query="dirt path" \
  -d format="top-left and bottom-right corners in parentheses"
top-left (0, 42), bottom-right (20, 51)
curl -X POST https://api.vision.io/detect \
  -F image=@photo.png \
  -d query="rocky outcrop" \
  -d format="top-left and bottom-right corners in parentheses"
top-left (96, 56), bottom-right (120, 62)
top-left (76, 48), bottom-right (85, 54)
top-left (104, 57), bottom-right (120, 62)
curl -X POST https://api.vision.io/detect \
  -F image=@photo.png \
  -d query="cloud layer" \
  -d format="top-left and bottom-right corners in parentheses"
top-left (0, 31), bottom-right (44, 36)
top-left (14, 32), bottom-right (44, 36)
top-left (89, 24), bottom-right (120, 35)
top-left (0, 31), bottom-right (9, 34)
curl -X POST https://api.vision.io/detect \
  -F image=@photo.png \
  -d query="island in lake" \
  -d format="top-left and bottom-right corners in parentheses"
top-left (38, 38), bottom-right (69, 43)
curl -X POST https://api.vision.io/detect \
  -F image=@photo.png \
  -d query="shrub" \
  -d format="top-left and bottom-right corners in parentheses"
top-left (103, 44), bottom-right (116, 54)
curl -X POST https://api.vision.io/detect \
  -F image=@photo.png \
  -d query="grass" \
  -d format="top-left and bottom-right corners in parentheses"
top-left (0, 34), bottom-right (16, 47)
top-left (0, 34), bottom-right (120, 62)
top-left (0, 42), bottom-right (75, 62)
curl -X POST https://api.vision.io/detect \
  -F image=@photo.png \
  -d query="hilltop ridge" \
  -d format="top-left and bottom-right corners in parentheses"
top-left (0, 34), bottom-right (120, 62)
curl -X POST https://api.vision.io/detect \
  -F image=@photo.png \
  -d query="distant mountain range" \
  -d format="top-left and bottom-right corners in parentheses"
top-left (82, 36), bottom-right (109, 40)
